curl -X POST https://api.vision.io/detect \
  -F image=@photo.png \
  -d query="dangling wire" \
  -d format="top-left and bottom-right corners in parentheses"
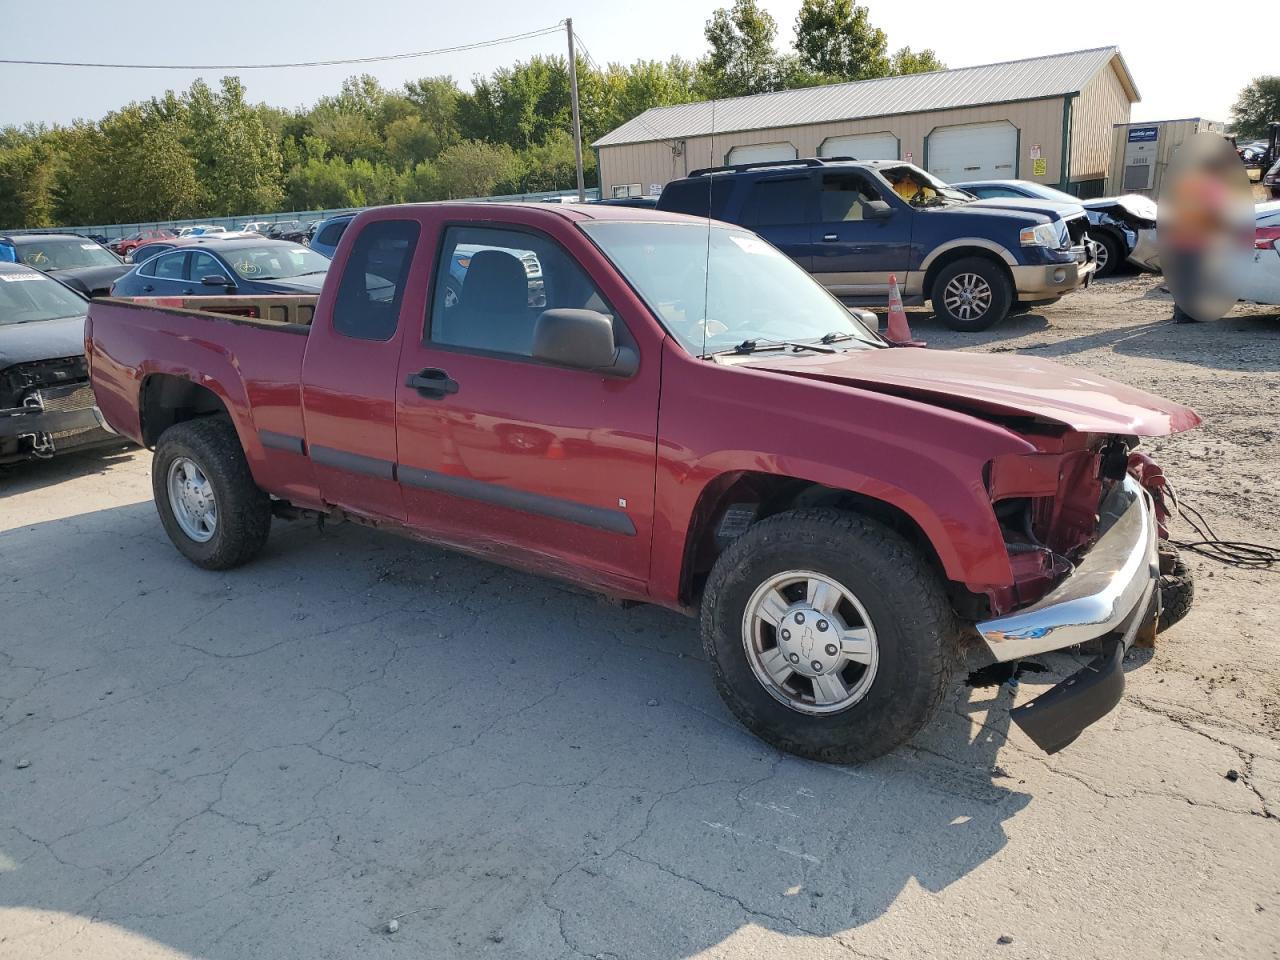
top-left (1166, 481), bottom-right (1279, 569)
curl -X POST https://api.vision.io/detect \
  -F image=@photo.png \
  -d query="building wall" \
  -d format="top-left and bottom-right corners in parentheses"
top-left (1069, 62), bottom-right (1133, 184)
top-left (598, 97), bottom-right (1071, 196)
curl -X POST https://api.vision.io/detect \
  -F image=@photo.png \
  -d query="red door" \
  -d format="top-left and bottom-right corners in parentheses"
top-left (300, 215), bottom-right (428, 521)
top-left (394, 214), bottom-right (664, 595)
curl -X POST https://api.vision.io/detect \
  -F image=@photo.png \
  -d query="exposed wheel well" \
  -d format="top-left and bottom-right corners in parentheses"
top-left (139, 374), bottom-right (230, 447)
top-left (922, 248), bottom-right (1012, 302)
top-left (679, 472), bottom-right (954, 609)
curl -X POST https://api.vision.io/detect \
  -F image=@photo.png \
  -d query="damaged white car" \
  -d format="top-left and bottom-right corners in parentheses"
top-left (958, 180), bottom-right (1158, 278)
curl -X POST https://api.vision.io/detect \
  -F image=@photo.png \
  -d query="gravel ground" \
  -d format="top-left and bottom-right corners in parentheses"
top-left (1, 274), bottom-right (1276, 960)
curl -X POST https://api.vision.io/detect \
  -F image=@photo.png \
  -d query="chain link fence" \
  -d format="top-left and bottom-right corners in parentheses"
top-left (2, 188), bottom-right (600, 240)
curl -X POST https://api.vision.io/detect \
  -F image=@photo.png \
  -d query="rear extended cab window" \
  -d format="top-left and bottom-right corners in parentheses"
top-left (331, 219), bottom-right (420, 341)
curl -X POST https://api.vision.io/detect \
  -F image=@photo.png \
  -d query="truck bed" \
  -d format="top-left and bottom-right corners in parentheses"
top-left (86, 296), bottom-right (317, 503)
top-left (104, 294), bottom-right (320, 330)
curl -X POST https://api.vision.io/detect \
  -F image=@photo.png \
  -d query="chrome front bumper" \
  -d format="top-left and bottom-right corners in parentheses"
top-left (1009, 259), bottom-right (1096, 299)
top-left (976, 476), bottom-right (1160, 663)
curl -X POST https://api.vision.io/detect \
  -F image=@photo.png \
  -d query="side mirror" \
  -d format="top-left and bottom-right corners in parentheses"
top-left (201, 275), bottom-right (234, 287)
top-left (866, 199), bottom-right (894, 220)
top-left (532, 308), bottom-right (637, 377)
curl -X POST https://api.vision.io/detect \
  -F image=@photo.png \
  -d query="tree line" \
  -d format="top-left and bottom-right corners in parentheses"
top-left (0, 0), bottom-right (944, 228)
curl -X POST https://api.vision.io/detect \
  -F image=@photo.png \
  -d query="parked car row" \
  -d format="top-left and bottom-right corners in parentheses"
top-left (657, 157), bottom-right (1099, 331)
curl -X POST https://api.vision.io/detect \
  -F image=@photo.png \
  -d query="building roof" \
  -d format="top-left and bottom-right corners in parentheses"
top-left (594, 47), bottom-right (1138, 148)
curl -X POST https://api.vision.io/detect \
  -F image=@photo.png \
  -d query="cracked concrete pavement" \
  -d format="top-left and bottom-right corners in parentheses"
top-left (1, 274), bottom-right (1277, 959)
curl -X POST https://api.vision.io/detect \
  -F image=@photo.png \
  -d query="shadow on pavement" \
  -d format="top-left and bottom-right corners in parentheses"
top-left (0, 499), bottom-right (1033, 959)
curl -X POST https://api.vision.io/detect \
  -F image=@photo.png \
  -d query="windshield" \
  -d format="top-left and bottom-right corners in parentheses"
top-left (17, 238), bottom-right (119, 271)
top-left (0, 270), bottom-right (88, 325)
top-left (582, 221), bottom-right (880, 357)
top-left (877, 164), bottom-right (972, 207)
top-left (223, 245), bottom-right (331, 281)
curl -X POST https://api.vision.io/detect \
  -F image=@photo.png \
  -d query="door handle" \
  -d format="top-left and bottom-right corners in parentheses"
top-left (405, 367), bottom-right (459, 399)
top-left (822, 233), bottom-right (838, 242)
top-left (142, 285), bottom-right (154, 293)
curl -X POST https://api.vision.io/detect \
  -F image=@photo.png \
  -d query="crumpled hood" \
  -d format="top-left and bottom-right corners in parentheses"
top-left (48, 264), bottom-right (131, 296)
top-left (0, 315), bottom-right (88, 370)
top-left (1082, 194), bottom-right (1157, 222)
top-left (742, 348), bottom-right (1200, 436)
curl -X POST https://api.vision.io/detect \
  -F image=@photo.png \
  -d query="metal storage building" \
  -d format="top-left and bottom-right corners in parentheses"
top-left (594, 47), bottom-right (1138, 199)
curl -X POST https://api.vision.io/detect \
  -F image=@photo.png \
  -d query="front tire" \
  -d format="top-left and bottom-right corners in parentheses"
top-left (930, 257), bottom-right (1013, 332)
top-left (152, 418), bottom-right (271, 570)
top-left (700, 508), bottom-right (956, 763)
top-left (1092, 232), bottom-right (1122, 279)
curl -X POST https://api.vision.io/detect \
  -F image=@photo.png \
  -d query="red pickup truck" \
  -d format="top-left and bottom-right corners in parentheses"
top-left (87, 202), bottom-right (1199, 762)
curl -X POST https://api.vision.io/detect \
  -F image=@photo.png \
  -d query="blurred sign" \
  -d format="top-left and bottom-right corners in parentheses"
top-left (1032, 158), bottom-right (1048, 177)
top-left (649, 184), bottom-right (660, 196)
top-left (904, 151), bottom-right (913, 162)
top-left (1030, 144), bottom-right (1041, 160)
top-left (1128, 126), bottom-right (1159, 143)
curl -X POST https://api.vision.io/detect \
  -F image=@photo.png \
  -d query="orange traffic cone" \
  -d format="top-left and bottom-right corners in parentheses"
top-left (884, 275), bottom-right (925, 347)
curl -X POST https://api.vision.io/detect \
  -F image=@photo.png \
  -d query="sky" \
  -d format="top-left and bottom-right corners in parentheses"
top-left (0, 0), bottom-right (1262, 129)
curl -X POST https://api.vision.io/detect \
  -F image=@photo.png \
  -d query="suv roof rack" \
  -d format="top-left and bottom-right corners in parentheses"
top-left (686, 156), bottom-right (857, 178)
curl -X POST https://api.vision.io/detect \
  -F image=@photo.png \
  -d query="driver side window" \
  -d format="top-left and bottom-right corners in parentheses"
top-left (428, 225), bottom-right (614, 360)
top-left (819, 173), bottom-right (881, 222)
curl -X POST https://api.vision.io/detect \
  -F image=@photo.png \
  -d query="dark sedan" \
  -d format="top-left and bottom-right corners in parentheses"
top-left (0, 262), bottom-right (117, 462)
top-left (110, 238), bottom-right (331, 297)
top-left (0, 233), bottom-right (129, 297)
top-left (264, 220), bottom-right (310, 243)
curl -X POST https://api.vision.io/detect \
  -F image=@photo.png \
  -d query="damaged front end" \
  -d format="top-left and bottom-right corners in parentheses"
top-left (0, 357), bottom-right (115, 464)
top-left (976, 434), bottom-right (1175, 753)
top-left (1087, 196), bottom-right (1160, 271)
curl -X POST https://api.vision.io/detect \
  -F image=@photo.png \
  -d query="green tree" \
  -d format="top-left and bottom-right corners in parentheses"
top-left (435, 140), bottom-right (521, 198)
top-left (1231, 76), bottom-right (1280, 140)
top-left (793, 0), bottom-right (888, 81)
top-left (402, 76), bottom-right (461, 153)
top-left (700, 0), bottom-right (783, 97)
top-left (0, 132), bottom-right (58, 228)
top-left (401, 160), bottom-right (444, 201)
top-left (584, 58), bottom-right (699, 142)
top-left (889, 47), bottom-right (945, 75)
top-left (457, 57), bottom-right (573, 150)
top-left (518, 129), bottom-right (595, 192)
top-left (183, 77), bottom-right (284, 216)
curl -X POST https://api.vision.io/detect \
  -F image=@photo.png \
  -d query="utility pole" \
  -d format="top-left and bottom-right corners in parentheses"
top-left (566, 18), bottom-right (586, 201)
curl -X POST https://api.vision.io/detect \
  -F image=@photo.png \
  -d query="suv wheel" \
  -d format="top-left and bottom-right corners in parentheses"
top-left (700, 508), bottom-right (956, 763)
top-left (931, 257), bottom-right (1013, 332)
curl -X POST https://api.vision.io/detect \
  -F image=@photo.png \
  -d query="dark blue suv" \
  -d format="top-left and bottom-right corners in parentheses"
top-left (657, 158), bottom-right (1095, 331)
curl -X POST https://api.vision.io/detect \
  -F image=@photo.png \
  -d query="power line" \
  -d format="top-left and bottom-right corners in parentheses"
top-left (0, 23), bottom-right (565, 71)
top-left (572, 32), bottom-right (604, 76)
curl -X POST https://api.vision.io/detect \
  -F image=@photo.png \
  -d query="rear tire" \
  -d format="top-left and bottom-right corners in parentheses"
top-left (152, 418), bottom-right (271, 570)
top-left (700, 508), bottom-right (956, 763)
top-left (930, 256), bottom-right (1013, 332)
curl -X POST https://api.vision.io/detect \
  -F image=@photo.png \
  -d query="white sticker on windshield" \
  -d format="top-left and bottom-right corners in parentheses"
top-left (729, 235), bottom-right (777, 256)
top-left (0, 272), bottom-right (42, 282)
top-left (80, 243), bottom-right (100, 250)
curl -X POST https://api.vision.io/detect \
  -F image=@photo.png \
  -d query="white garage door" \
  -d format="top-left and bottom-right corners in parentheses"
top-left (819, 133), bottom-right (898, 161)
top-left (927, 121), bottom-right (1018, 183)
top-left (725, 142), bottom-right (798, 166)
